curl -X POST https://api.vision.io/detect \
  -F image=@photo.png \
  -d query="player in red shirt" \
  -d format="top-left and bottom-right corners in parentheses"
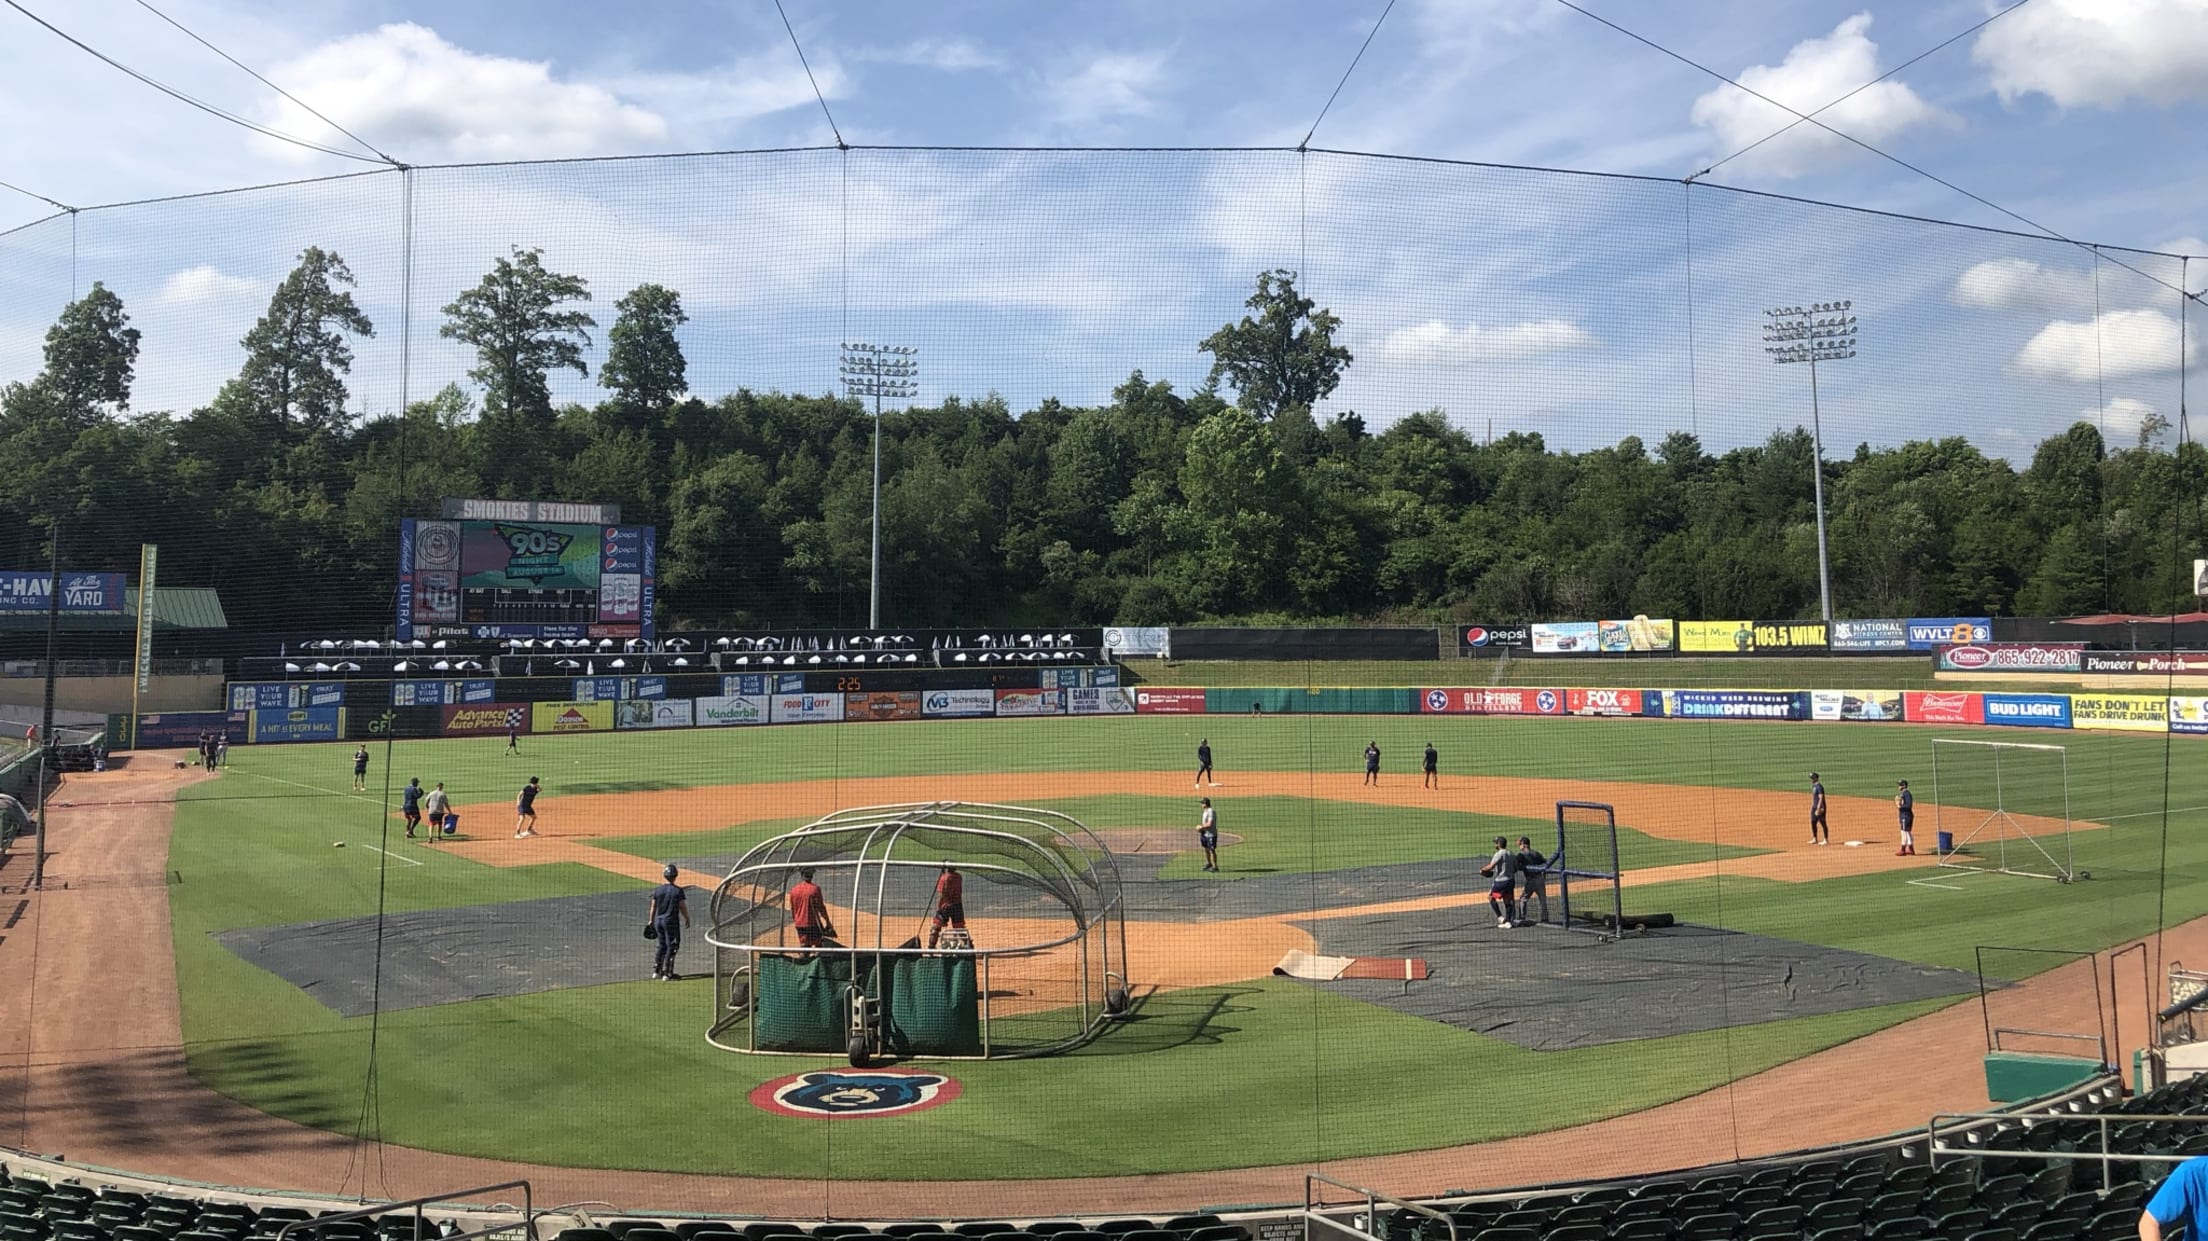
top-left (927, 863), bottom-right (967, 949)
top-left (788, 868), bottom-right (836, 948)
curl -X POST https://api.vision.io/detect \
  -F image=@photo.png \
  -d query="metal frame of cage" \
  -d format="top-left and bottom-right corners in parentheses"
top-left (704, 800), bottom-right (1131, 1061)
top-left (1553, 800), bottom-right (1626, 941)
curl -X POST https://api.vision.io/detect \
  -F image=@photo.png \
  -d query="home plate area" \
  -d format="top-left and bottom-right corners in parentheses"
top-left (1279, 908), bottom-right (1984, 1052)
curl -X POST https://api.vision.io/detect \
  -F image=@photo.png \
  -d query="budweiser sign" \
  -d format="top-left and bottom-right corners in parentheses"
top-left (1904, 691), bottom-right (1983, 725)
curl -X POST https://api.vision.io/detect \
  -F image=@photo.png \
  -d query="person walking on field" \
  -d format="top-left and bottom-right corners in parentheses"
top-left (514, 776), bottom-right (541, 838)
top-left (421, 782), bottom-right (449, 842)
top-left (1896, 780), bottom-right (1916, 856)
top-left (401, 777), bottom-right (424, 838)
top-left (1364, 741), bottom-right (1381, 787)
top-left (646, 864), bottom-right (690, 980)
top-left (927, 863), bottom-right (968, 949)
top-left (1195, 738), bottom-right (1216, 788)
top-left (215, 733), bottom-right (228, 767)
top-left (1198, 797), bottom-right (1220, 872)
top-left (1808, 772), bottom-right (1830, 846)
top-left (505, 723), bottom-right (520, 756)
top-left (1514, 835), bottom-right (1550, 926)
top-left (351, 745), bottom-right (370, 791)
top-left (788, 867), bottom-right (836, 948)
top-left (1481, 835), bottom-right (1519, 929)
top-left (1423, 742), bottom-right (1438, 790)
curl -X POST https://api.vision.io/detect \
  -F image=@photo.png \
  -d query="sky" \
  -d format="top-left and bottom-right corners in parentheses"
top-left (0, 0), bottom-right (2204, 460)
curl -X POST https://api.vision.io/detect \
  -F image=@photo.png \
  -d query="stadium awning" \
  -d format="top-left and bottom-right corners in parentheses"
top-left (0, 586), bottom-right (228, 631)
top-left (2057, 613), bottom-right (2208, 625)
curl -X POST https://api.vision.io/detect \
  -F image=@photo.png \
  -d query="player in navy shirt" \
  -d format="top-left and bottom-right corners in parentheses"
top-left (351, 745), bottom-right (370, 791)
top-left (514, 776), bottom-right (541, 838)
top-left (1895, 780), bottom-right (1916, 856)
top-left (647, 864), bottom-right (690, 980)
top-left (1363, 741), bottom-right (1381, 786)
top-left (1809, 772), bottom-right (1830, 845)
top-left (1195, 739), bottom-right (1216, 788)
top-left (401, 777), bottom-right (424, 838)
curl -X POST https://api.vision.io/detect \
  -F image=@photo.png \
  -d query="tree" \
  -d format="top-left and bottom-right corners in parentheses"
top-left (440, 246), bottom-right (595, 421)
top-left (235, 247), bottom-right (375, 433)
top-left (600, 283), bottom-right (689, 419)
top-left (1198, 269), bottom-right (1351, 420)
top-left (31, 282), bottom-right (140, 423)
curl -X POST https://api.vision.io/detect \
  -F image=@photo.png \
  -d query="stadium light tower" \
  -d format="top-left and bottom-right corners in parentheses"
top-left (839, 342), bottom-right (919, 628)
top-left (1763, 301), bottom-right (1857, 626)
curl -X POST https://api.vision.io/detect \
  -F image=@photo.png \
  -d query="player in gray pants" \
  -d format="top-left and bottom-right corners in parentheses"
top-left (1514, 836), bottom-right (1550, 926)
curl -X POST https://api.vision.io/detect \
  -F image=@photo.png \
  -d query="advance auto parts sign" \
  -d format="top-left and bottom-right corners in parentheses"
top-left (750, 1069), bottom-right (960, 1118)
top-left (443, 704), bottom-right (528, 736)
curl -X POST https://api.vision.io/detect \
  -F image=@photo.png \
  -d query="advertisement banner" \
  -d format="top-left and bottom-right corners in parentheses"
top-left (1907, 618), bottom-right (1993, 650)
top-left (251, 706), bottom-right (344, 744)
top-left (0, 569), bottom-right (128, 613)
top-left (696, 695), bottom-right (768, 726)
top-left (1565, 688), bottom-right (1642, 715)
top-left (1457, 624), bottom-right (1530, 651)
top-left (844, 691), bottom-right (923, 722)
top-left (2070, 693), bottom-right (2167, 733)
top-left (572, 677), bottom-right (625, 701)
top-left (134, 545), bottom-right (157, 696)
top-left (442, 704), bottom-right (529, 736)
top-left (1653, 690), bottom-right (1807, 721)
top-left (1904, 691), bottom-right (1984, 725)
top-left (2081, 651), bottom-right (2208, 676)
top-left (2171, 697), bottom-right (2208, 736)
top-left (391, 679), bottom-right (453, 707)
top-left (617, 699), bottom-right (694, 730)
top-left (769, 693), bottom-right (843, 724)
top-left (228, 682), bottom-right (345, 712)
top-left (1066, 687), bottom-right (1136, 715)
top-left (1133, 687), bottom-right (1207, 714)
top-left (923, 688), bottom-right (998, 718)
top-left (721, 674), bottom-right (769, 697)
top-left (1103, 627), bottom-right (1171, 657)
top-left (1678, 621), bottom-right (1755, 653)
top-left (1982, 694), bottom-right (2073, 729)
top-left (1530, 622), bottom-right (1599, 654)
top-left (1598, 617), bottom-right (1673, 653)
top-left (1750, 621), bottom-right (1829, 651)
top-left (533, 700), bottom-right (614, 733)
top-left (994, 688), bottom-right (1064, 717)
top-left (1420, 688), bottom-right (1565, 716)
top-left (457, 678), bottom-right (498, 703)
top-left (1810, 690), bottom-right (1905, 722)
top-left (1831, 619), bottom-right (1910, 652)
top-left (132, 711), bottom-right (246, 748)
top-left (1937, 643), bottom-right (2085, 673)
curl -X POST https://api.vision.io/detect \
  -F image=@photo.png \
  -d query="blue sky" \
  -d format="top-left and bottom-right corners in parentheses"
top-left (0, 0), bottom-right (2203, 459)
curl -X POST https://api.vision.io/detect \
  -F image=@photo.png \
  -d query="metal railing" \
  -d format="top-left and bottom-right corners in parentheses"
top-left (270, 1181), bottom-right (536, 1241)
top-left (1302, 1174), bottom-right (1458, 1241)
top-left (1928, 1111), bottom-right (2208, 1191)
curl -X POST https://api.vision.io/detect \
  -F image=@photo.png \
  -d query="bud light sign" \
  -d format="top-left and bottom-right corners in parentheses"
top-left (1982, 694), bottom-right (2072, 729)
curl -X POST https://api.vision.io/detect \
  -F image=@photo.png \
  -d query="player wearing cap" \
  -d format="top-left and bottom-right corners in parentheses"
top-left (788, 867), bottom-right (836, 948)
top-left (1809, 773), bottom-right (1830, 846)
top-left (1896, 780), bottom-right (1916, 856)
top-left (1481, 835), bottom-right (1519, 928)
top-left (647, 864), bottom-right (690, 980)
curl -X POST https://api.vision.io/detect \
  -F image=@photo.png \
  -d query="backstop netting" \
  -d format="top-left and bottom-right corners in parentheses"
top-left (1932, 739), bottom-right (2075, 882)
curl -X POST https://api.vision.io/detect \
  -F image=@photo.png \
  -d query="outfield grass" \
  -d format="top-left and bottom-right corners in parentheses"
top-left (1122, 657), bottom-right (2081, 693)
top-left (168, 716), bottom-right (2208, 1179)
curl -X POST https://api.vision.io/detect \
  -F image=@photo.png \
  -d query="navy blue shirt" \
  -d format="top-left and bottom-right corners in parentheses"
top-left (518, 784), bottom-right (538, 810)
top-left (649, 883), bottom-right (686, 925)
top-left (1898, 788), bottom-right (1914, 823)
top-left (402, 783), bottom-right (422, 812)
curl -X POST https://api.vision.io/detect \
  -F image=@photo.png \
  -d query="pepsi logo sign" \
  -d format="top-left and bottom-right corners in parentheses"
top-left (1464, 627), bottom-right (1489, 647)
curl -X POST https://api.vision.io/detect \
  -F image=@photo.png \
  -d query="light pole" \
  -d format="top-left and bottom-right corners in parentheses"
top-left (1764, 301), bottom-right (1857, 625)
top-left (838, 342), bottom-right (918, 629)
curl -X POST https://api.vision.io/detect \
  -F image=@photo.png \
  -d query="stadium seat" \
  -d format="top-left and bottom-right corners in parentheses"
top-left (1802, 1197), bottom-right (1867, 1232)
top-left (1024, 1226), bottom-right (1085, 1236)
top-left (1922, 1180), bottom-right (1979, 1214)
top-left (1672, 1212), bottom-right (1739, 1241)
top-left (812, 1228), bottom-right (875, 1239)
top-left (1183, 1226), bottom-right (1249, 1241)
top-left (1536, 1226), bottom-right (1604, 1241)
top-left (604, 1224), bottom-right (673, 1238)
top-left (1784, 1177), bottom-right (1840, 1209)
top-left (952, 1225), bottom-right (1015, 1237)
top-left (2084, 1210), bottom-right (2137, 1241)
top-left (1962, 1230), bottom-right (2019, 1241)
top-left (2018, 1221), bottom-right (2082, 1241)
top-left (50, 1222), bottom-right (106, 1241)
top-left (1725, 1185), bottom-right (1784, 1215)
top-left (554, 1230), bottom-right (618, 1241)
top-left (1094, 1225), bottom-right (1156, 1236)
top-left (1861, 1190), bottom-right (1925, 1228)
top-left (1601, 1220), bottom-right (1669, 1241)
top-left (1975, 1174), bottom-right (2028, 1210)
top-left (1544, 1204), bottom-right (1607, 1230)
top-left (2048, 1191), bottom-right (2102, 1222)
top-left (1738, 1205), bottom-right (1803, 1235)
top-left (2023, 1164), bottom-right (2074, 1203)
top-left (1866, 1215), bottom-right (1937, 1241)
top-left (1836, 1170), bottom-right (1887, 1200)
top-left (1668, 1191), bottom-right (1725, 1220)
top-left (1159, 1218), bottom-right (1221, 1233)
top-left (2102, 1182), bottom-right (2148, 1213)
top-left (1933, 1206), bottom-right (1992, 1238)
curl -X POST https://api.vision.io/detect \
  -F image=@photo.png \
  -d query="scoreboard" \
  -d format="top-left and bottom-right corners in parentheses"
top-left (398, 516), bottom-right (655, 641)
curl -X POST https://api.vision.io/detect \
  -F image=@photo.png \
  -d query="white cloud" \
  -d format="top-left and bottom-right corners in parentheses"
top-left (1975, 0), bottom-right (2208, 109)
top-left (1950, 258), bottom-right (2098, 312)
top-left (260, 23), bottom-right (670, 162)
top-left (857, 38), bottom-right (1002, 71)
top-left (1043, 51), bottom-right (1170, 126)
top-left (2013, 308), bottom-right (2195, 381)
top-left (156, 265), bottom-right (262, 306)
top-left (2084, 396), bottom-right (2165, 443)
top-left (1689, 13), bottom-right (1946, 180)
top-left (1377, 318), bottom-right (1596, 365)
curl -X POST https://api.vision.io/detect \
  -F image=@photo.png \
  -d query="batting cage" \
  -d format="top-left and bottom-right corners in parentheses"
top-left (706, 801), bottom-right (1131, 1065)
top-left (1553, 801), bottom-right (1627, 939)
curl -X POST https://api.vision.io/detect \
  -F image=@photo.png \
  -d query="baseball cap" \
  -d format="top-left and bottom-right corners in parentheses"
top-left (663, 864), bottom-right (678, 880)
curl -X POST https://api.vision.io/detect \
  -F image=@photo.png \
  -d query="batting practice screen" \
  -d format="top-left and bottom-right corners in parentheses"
top-left (397, 518), bottom-right (656, 642)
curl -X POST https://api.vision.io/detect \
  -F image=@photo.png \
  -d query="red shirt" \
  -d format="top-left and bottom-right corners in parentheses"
top-left (935, 870), bottom-right (963, 906)
top-left (789, 880), bottom-right (829, 930)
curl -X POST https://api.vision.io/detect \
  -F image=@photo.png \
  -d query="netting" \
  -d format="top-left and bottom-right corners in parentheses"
top-left (0, 146), bottom-right (2201, 1211)
top-left (1932, 739), bottom-right (2075, 881)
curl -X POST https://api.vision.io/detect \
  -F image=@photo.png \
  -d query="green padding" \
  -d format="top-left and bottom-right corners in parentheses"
top-left (883, 955), bottom-right (982, 1056)
top-left (754, 953), bottom-right (856, 1052)
top-left (1205, 687), bottom-right (1419, 715)
top-left (1984, 1051), bottom-right (2103, 1103)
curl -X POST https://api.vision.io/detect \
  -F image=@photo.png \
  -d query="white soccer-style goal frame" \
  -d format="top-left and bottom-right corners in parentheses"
top-left (1930, 738), bottom-right (2075, 883)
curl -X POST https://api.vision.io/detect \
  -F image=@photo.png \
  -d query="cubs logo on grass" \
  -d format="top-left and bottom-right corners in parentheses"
top-left (749, 1070), bottom-right (961, 1119)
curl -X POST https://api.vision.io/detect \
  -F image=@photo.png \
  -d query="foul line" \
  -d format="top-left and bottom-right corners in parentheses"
top-left (2096, 805), bottom-right (2208, 822)
top-left (1906, 876), bottom-right (1970, 891)
top-left (228, 769), bottom-right (425, 865)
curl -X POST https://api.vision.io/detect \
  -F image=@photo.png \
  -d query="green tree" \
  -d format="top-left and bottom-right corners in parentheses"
top-left (31, 281), bottom-right (141, 421)
top-left (599, 282), bottom-right (689, 420)
top-left (439, 247), bottom-right (594, 491)
top-left (235, 247), bottom-right (375, 433)
top-left (1197, 269), bottom-right (1351, 420)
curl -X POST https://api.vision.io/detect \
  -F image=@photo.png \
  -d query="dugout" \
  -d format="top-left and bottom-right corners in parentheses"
top-left (706, 802), bottom-right (1131, 1065)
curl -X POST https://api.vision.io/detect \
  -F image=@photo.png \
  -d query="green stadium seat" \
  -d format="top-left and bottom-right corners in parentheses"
top-left (1867, 1216), bottom-right (1937, 1241)
top-left (0, 1195), bottom-right (39, 1218)
top-left (1095, 1225), bottom-right (1156, 1237)
top-left (812, 1227), bottom-right (875, 1239)
top-left (1668, 1191), bottom-right (1725, 1219)
top-left (1183, 1228), bottom-right (1248, 1241)
top-left (1923, 1181), bottom-right (1979, 1214)
top-left (1488, 1210), bottom-right (1549, 1232)
top-left (1726, 1185), bottom-right (1784, 1214)
top-left (2103, 1183), bottom-right (2148, 1213)
top-left (1159, 1219), bottom-right (1220, 1234)
top-left (0, 1224), bottom-right (44, 1241)
top-left (1883, 1166), bottom-right (1936, 1197)
top-left (1936, 1206), bottom-right (1992, 1238)
top-left (1462, 1229), bottom-right (1535, 1241)
top-left (1545, 1204), bottom-right (1606, 1230)
top-left (1964, 1230), bottom-right (2019, 1241)
top-left (2017, 1221), bottom-right (2081, 1241)
top-left (2048, 1192), bottom-right (2102, 1222)
top-left (604, 1225), bottom-right (671, 1238)
top-left (1672, 1212), bottom-right (1739, 1241)
top-left (1802, 1197), bottom-right (1867, 1231)
top-left (1862, 1191), bottom-right (1924, 1227)
top-left (880, 1229), bottom-right (941, 1239)
top-left (1540, 1227), bottom-right (1605, 1241)
top-left (1785, 1177), bottom-right (1840, 1209)
top-left (2085, 1209), bottom-right (2138, 1241)
top-left (620, 1228), bottom-right (683, 1241)
top-left (1975, 1174), bottom-right (2028, 1210)
top-left (1602, 1221), bottom-right (1669, 1241)
top-left (2023, 1165), bottom-right (2074, 1203)
top-left (1742, 1165), bottom-right (1795, 1189)
top-left (50, 1222), bottom-right (108, 1241)
top-left (1739, 1204), bottom-right (1803, 1234)
top-left (1836, 1170), bottom-right (1887, 1200)
top-left (110, 1226), bottom-right (170, 1241)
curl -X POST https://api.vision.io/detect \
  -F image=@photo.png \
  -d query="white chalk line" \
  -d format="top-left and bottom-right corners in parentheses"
top-left (227, 768), bottom-right (428, 866)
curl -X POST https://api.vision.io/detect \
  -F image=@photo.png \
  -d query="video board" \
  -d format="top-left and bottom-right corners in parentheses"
top-left (397, 517), bottom-right (655, 641)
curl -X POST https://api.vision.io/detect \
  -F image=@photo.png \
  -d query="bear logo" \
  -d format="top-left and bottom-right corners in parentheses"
top-left (751, 1070), bottom-right (961, 1118)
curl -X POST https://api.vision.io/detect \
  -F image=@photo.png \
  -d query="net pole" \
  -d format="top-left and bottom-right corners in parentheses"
top-left (1994, 745), bottom-right (2009, 873)
top-left (1933, 741), bottom-right (1946, 857)
top-left (2063, 748), bottom-right (2075, 881)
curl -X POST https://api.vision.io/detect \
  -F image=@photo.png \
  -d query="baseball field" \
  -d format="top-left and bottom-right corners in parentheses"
top-left (96, 708), bottom-right (2198, 1197)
